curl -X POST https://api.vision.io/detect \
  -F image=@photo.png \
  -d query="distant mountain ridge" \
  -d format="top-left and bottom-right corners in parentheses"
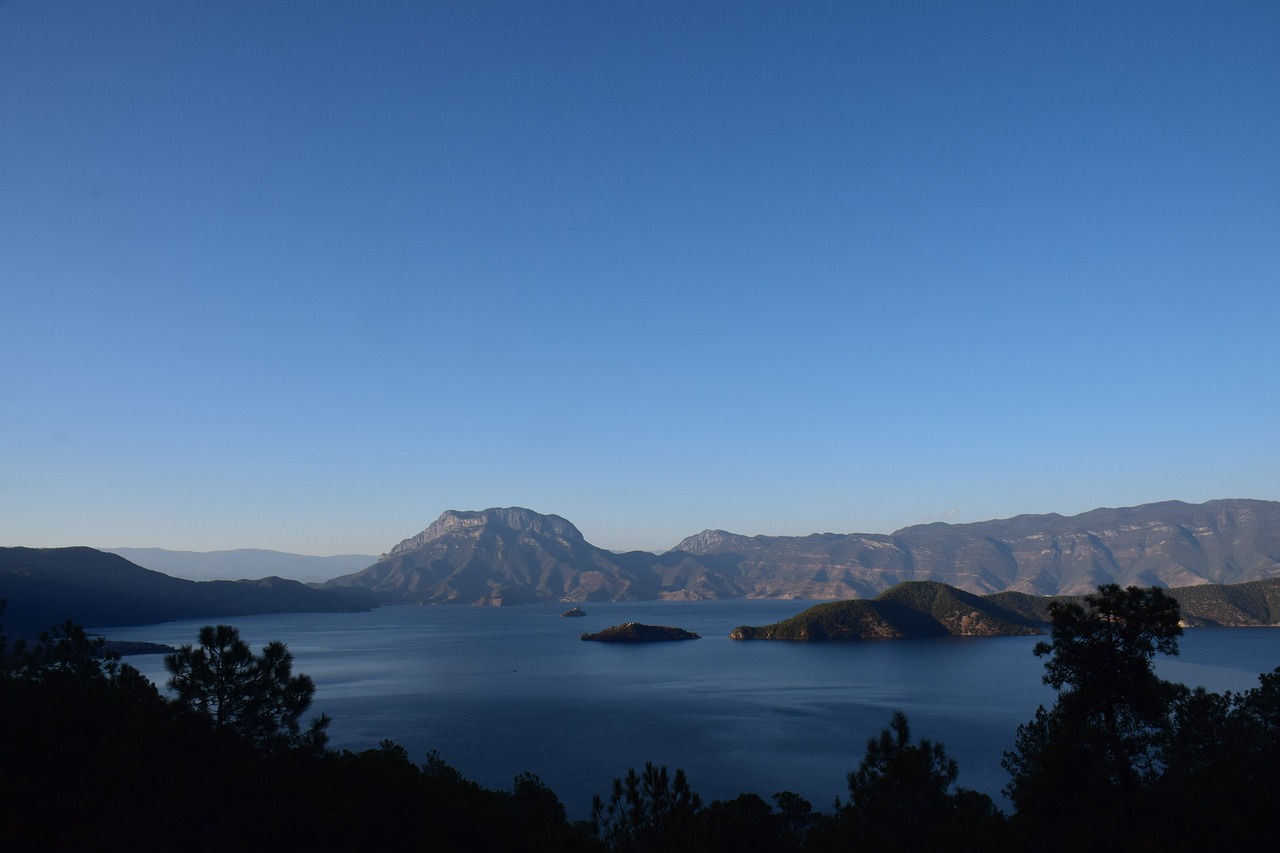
top-left (330, 500), bottom-right (1280, 605)
top-left (8, 502), bottom-right (1280, 632)
top-left (0, 547), bottom-right (375, 636)
top-left (673, 498), bottom-right (1280, 597)
top-left (105, 548), bottom-right (378, 582)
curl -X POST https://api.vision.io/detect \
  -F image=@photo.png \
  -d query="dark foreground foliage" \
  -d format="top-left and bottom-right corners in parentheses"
top-left (0, 612), bottom-right (587, 852)
top-left (1002, 584), bottom-right (1280, 851)
top-left (3, 588), bottom-right (1279, 851)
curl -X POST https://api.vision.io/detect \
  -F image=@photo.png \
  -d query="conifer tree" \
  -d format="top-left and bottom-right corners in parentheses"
top-left (165, 624), bottom-right (328, 751)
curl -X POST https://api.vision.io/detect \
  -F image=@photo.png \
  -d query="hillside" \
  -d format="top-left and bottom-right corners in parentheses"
top-left (729, 581), bottom-right (1047, 640)
top-left (1170, 577), bottom-right (1280, 627)
top-left (729, 576), bottom-right (1280, 641)
top-left (0, 547), bottom-right (375, 636)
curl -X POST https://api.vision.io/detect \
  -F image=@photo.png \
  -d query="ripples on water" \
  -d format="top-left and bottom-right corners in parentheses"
top-left (104, 600), bottom-right (1280, 818)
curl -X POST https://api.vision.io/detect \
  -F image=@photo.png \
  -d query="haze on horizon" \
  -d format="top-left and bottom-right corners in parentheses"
top-left (2, 1), bottom-right (1277, 558)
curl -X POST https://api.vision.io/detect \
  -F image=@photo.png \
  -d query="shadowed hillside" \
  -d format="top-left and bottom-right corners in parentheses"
top-left (0, 547), bottom-right (375, 636)
top-left (729, 576), bottom-right (1280, 641)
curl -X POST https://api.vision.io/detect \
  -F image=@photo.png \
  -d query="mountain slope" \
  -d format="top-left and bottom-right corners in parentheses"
top-left (325, 508), bottom-right (656, 605)
top-left (0, 547), bottom-right (375, 636)
top-left (1170, 577), bottom-right (1280, 626)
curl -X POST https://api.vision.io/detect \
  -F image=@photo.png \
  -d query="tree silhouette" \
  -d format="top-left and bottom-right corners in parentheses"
top-left (1003, 584), bottom-right (1185, 848)
top-left (592, 762), bottom-right (702, 852)
top-left (165, 624), bottom-right (328, 751)
top-left (841, 711), bottom-right (1002, 851)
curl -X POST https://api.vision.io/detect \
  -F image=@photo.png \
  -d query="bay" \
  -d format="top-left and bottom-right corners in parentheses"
top-left (101, 600), bottom-right (1280, 819)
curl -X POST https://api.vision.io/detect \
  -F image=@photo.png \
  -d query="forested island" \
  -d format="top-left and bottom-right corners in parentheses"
top-left (581, 622), bottom-right (701, 643)
top-left (4, 585), bottom-right (1279, 850)
top-left (731, 577), bottom-right (1280, 641)
top-left (730, 582), bottom-right (1047, 640)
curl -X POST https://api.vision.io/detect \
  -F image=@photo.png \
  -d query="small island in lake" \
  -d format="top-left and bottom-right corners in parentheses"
top-left (581, 622), bottom-right (701, 643)
top-left (561, 606), bottom-right (586, 617)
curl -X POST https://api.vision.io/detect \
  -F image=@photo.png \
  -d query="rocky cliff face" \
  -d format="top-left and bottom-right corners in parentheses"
top-left (329, 500), bottom-right (1280, 605)
top-left (328, 507), bottom-right (649, 605)
top-left (387, 508), bottom-right (585, 556)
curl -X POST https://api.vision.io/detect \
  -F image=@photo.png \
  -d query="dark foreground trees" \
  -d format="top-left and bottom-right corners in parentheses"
top-left (1003, 583), bottom-right (1280, 850)
top-left (1148, 663), bottom-right (1280, 848)
top-left (6, 594), bottom-right (1279, 851)
top-left (1003, 584), bottom-right (1185, 836)
top-left (592, 762), bottom-right (702, 852)
top-left (590, 763), bottom-right (822, 853)
top-left (1, 618), bottom-right (587, 852)
top-left (586, 714), bottom-right (1005, 853)
top-left (164, 623), bottom-right (329, 750)
top-left (831, 710), bottom-right (1005, 852)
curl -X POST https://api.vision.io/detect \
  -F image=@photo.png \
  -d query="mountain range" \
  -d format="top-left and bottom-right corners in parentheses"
top-left (327, 499), bottom-right (1280, 605)
top-left (5, 499), bottom-right (1280, 633)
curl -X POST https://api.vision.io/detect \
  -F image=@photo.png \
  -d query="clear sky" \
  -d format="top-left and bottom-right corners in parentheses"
top-left (2, 1), bottom-right (1277, 556)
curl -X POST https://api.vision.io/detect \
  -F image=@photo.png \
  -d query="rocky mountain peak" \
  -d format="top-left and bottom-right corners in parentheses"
top-left (387, 507), bottom-right (585, 555)
top-left (672, 529), bottom-right (754, 554)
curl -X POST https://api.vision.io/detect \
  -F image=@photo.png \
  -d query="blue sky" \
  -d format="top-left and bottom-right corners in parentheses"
top-left (2, 1), bottom-right (1277, 556)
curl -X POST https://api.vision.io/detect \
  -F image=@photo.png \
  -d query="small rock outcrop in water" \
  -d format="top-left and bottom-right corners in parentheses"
top-left (561, 606), bottom-right (587, 617)
top-left (580, 622), bottom-right (701, 643)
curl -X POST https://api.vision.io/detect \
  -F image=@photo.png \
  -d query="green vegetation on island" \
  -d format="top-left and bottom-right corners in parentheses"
top-left (730, 581), bottom-right (1047, 640)
top-left (581, 622), bottom-right (701, 643)
top-left (1168, 576), bottom-right (1280, 626)
top-left (731, 577), bottom-right (1280, 641)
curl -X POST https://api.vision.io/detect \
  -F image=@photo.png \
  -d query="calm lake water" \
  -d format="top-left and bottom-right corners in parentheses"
top-left (100, 601), bottom-right (1280, 819)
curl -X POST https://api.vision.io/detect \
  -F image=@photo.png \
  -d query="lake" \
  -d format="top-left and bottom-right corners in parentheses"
top-left (99, 600), bottom-right (1280, 819)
